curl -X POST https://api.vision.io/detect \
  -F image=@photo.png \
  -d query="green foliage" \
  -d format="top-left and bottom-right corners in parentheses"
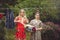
top-left (0, 0), bottom-right (60, 23)
top-left (0, 0), bottom-right (60, 40)
top-left (0, 20), bottom-right (5, 40)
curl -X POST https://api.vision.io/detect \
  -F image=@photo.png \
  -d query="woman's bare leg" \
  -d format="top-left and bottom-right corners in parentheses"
top-left (15, 38), bottom-right (21, 40)
top-left (15, 38), bottom-right (26, 40)
top-left (23, 38), bottom-right (26, 40)
top-left (21, 38), bottom-right (26, 40)
top-left (18, 38), bottom-right (21, 40)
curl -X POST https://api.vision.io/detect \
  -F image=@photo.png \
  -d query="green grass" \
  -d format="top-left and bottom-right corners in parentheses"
top-left (5, 28), bottom-right (30, 40)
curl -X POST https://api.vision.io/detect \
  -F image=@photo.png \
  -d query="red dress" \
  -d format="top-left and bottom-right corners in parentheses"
top-left (15, 17), bottom-right (26, 39)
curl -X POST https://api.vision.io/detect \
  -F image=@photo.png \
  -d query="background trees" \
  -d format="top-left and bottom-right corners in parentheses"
top-left (0, 0), bottom-right (60, 40)
top-left (0, 0), bottom-right (60, 24)
top-left (10, 0), bottom-right (60, 24)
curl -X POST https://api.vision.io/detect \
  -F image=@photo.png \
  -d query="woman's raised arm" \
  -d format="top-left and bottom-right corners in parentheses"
top-left (14, 16), bottom-right (20, 22)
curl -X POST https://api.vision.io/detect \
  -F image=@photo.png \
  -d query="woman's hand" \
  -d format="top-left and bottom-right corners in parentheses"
top-left (23, 17), bottom-right (29, 24)
top-left (36, 27), bottom-right (43, 31)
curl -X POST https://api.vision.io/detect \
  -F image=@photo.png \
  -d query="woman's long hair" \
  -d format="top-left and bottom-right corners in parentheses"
top-left (19, 9), bottom-right (27, 18)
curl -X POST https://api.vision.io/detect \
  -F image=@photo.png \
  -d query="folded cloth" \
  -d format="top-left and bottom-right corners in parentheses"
top-left (25, 24), bottom-right (36, 32)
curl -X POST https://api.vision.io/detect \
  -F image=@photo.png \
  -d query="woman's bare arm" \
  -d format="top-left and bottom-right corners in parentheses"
top-left (14, 16), bottom-right (20, 22)
top-left (36, 27), bottom-right (43, 31)
top-left (26, 18), bottom-right (29, 23)
top-left (24, 17), bottom-right (29, 24)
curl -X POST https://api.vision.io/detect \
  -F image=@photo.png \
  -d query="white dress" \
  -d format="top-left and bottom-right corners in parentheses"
top-left (30, 19), bottom-right (43, 40)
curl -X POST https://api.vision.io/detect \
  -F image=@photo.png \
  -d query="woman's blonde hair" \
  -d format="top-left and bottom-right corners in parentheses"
top-left (19, 9), bottom-right (27, 18)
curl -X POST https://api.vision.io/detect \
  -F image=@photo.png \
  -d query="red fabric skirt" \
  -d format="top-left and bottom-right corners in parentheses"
top-left (15, 22), bottom-right (26, 39)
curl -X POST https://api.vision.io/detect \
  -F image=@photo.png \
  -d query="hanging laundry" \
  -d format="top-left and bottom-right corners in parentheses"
top-left (5, 9), bottom-right (15, 29)
top-left (9, 9), bottom-right (15, 29)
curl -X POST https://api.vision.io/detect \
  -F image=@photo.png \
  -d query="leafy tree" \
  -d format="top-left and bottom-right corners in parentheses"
top-left (0, 0), bottom-right (60, 23)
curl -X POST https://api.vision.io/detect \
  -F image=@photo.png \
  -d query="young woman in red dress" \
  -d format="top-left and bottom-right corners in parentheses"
top-left (14, 9), bottom-right (29, 40)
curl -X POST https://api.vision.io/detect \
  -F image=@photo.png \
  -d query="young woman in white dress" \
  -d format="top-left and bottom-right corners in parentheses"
top-left (30, 12), bottom-right (43, 40)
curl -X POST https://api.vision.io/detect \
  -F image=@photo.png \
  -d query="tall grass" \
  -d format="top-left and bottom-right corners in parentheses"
top-left (5, 28), bottom-right (30, 40)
